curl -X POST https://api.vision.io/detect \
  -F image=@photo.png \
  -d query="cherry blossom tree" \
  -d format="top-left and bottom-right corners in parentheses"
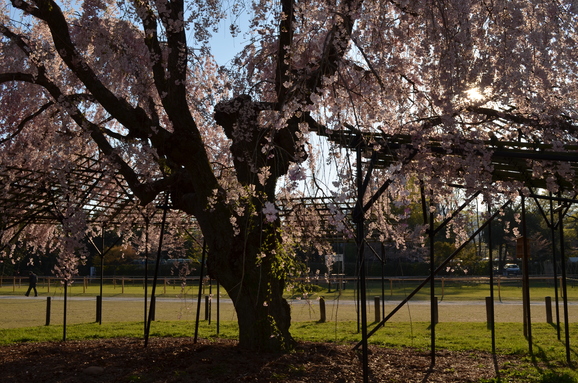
top-left (1, 0), bottom-right (578, 351)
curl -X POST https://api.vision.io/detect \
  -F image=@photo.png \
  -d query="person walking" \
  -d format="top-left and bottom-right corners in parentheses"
top-left (25, 271), bottom-right (38, 297)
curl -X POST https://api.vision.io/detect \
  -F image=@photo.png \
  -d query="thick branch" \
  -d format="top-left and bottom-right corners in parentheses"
top-left (135, 0), bottom-right (191, 129)
top-left (304, 0), bottom-right (363, 93)
top-left (157, 0), bottom-right (188, 104)
top-left (130, 1), bottom-right (218, 204)
top-left (135, 1), bottom-right (169, 100)
top-left (11, 0), bottom-right (153, 139)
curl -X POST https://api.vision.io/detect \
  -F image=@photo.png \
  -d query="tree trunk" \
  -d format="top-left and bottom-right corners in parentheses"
top-left (231, 276), bottom-right (293, 351)
top-left (200, 206), bottom-right (294, 351)
top-left (209, 247), bottom-right (294, 351)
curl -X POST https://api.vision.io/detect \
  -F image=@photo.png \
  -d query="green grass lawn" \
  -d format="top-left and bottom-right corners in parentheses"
top-left (0, 319), bottom-right (574, 353)
top-left (1, 320), bottom-right (576, 382)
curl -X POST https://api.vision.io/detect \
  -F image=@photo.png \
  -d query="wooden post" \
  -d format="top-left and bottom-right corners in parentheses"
top-left (374, 297), bottom-right (381, 322)
top-left (485, 296), bottom-right (494, 329)
top-left (13, 276), bottom-right (16, 292)
top-left (96, 296), bottom-right (102, 324)
top-left (164, 278), bottom-right (167, 295)
top-left (545, 296), bottom-right (553, 324)
top-left (122, 277), bottom-right (125, 294)
top-left (45, 297), bottom-right (52, 326)
top-left (47, 277), bottom-right (50, 293)
top-left (319, 297), bottom-right (326, 323)
top-left (204, 295), bottom-right (211, 322)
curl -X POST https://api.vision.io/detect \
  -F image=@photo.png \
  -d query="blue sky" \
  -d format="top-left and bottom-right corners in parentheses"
top-left (208, 10), bottom-right (252, 66)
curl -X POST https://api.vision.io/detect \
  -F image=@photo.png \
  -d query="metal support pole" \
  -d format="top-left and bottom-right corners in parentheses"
top-left (356, 255), bottom-right (360, 334)
top-left (145, 192), bottom-right (169, 347)
top-left (216, 280), bottom-right (220, 335)
top-left (381, 243), bottom-right (386, 320)
top-left (549, 195), bottom-right (561, 340)
top-left (558, 205), bottom-right (571, 364)
top-left (420, 182), bottom-right (436, 366)
top-left (194, 240), bottom-right (207, 343)
top-left (429, 207), bottom-right (436, 366)
top-left (355, 137), bottom-right (369, 383)
top-left (144, 218), bottom-right (149, 335)
top-left (521, 195), bottom-right (533, 354)
top-left (45, 297), bottom-right (51, 326)
top-left (98, 225), bottom-right (104, 325)
top-left (63, 280), bottom-right (68, 342)
top-left (98, 263), bottom-right (104, 323)
top-left (150, 296), bottom-right (156, 321)
top-left (488, 214), bottom-right (496, 355)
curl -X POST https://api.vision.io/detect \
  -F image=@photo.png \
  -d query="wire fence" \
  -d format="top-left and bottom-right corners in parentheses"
top-left (2, 274), bottom-right (578, 299)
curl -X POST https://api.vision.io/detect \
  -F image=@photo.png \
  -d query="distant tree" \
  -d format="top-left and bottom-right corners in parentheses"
top-left (103, 245), bottom-right (138, 265)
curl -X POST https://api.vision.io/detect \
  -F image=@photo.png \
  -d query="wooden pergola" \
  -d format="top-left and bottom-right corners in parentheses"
top-left (312, 126), bottom-right (578, 380)
top-left (1, 127), bottom-right (578, 379)
top-left (0, 156), bottom-right (159, 229)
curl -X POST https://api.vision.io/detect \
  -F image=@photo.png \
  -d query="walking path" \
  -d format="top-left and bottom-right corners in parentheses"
top-left (2, 294), bottom-right (576, 326)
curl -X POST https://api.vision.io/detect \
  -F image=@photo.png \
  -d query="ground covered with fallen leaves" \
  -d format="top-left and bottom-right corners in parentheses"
top-left (1, 337), bottom-right (531, 382)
